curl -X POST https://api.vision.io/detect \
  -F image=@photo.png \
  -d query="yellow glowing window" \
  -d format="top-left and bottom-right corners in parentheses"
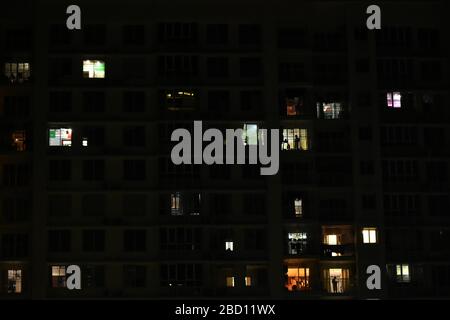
top-left (7, 269), bottom-right (22, 294)
top-left (286, 267), bottom-right (310, 291)
top-left (226, 276), bottom-right (235, 287)
top-left (170, 192), bottom-right (182, 215)
top-left (12, 130), bottom-right (26, 151)
top-left (362, 228), bottom-right (377, 244)
top-left (245, 276), bottom-right (252, 287)
top-left (4, 62), bottom-right (30, 82)
top-left (51, 265), bottom-right (67, 288)
top-left (83, 60), bottom-right (105, 78)
top-left (282, 129), bottom-right (308, 151)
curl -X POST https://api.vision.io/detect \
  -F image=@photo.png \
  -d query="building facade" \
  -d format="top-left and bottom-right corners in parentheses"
top-left (0, 0), bottom-right (449, 299)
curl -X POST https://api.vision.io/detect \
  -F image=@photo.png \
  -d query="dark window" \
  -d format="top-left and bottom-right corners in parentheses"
top-left (82, 194), bottom-right (105, 217)
top-left (158, 23), bottom-right (198, 44)
top-left (123, 25), bottom-right (145, 45)
top-left (49, 91), bottom-right (72, 113)
top-left (243, 194), bottom-right (266, 216)
top-left (207, 57), bottom-right (229, 78)
top-left (239, 24), bottom-right (261, 45)
top-left (1, 196), bottom-right (30, 223)
top-left (210, 194), bottom-right (231, 216)
top-left (84, 25), bottom-right (106, 46)
top-left (123, 159), bottom-right (146, 180)
top-left (123, 126), bottom-right (146, 147)
top-left (123, 230), bottom-right (146, 252)
top-left (4, 96), bottom-right (30, 117)
top-left (355, 59), bottom-right (370, 73)
top-left (123, 194), bottom-right (147, 217)
top-left (82, 230), bottom-right (105, 252)
top-left (85, 265), bottom-right (105, 288)
top-left (48, 194), bottom-right (72, 218)
top-left (48, 230), bottom-right (71, 252)
top-left (240, 57), bottom-right (262, 78)
top-left (49, 160), bottom-right (71, 181)
top-left (124, 265), bottom-right (146, 288)
top-left (83, 91), bottom-right (105, 113)
top-left (206, 24), bottom-right (228, 45)
top-left (123, 91), bottom-right (145, 113)
top-left (240, 90), bottom-right (262, 111)
top-left (82, 159), bottom-right (105, 181)
top-left (244, 229), bottom-right (266, 251)
top-left (1, 234), bottom-right (28, 258)
top-left (207, 90), bottom-right (229, 112)
top-left (49, 24), bottom-right (71, 46)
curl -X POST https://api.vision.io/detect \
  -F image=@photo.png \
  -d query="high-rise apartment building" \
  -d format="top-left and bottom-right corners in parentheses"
top-left (0, 0), bottom-right (449, 299)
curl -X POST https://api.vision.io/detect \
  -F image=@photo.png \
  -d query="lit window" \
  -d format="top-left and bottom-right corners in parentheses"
top-left (281, 129), bottom-right (308, 151)
top-left (286, 97), bottom-right (302, 116)
top-left (362, 228), bottom-right (377, 244)
top-left (396, 264), bottom-right (410, 283)
top-left (82, 137), bottom-right (88, 147)
top-left (7, 269), bottom-right (22, 293)
top-left (285, 267), bottom-right (310, 291)
top-left (325, 268), bottom-right (349, 293)
top-left (387, 92), bottom-right (402, 108)
top-left (225, 241), bottom-right (234, 252)
top-left (83, 60), bottom-right (105, 79)
top-left (4, 62), bottom-right (30, 83)
top-left (242, 123), bottom-right (259, 145)
top-left (165, 90), bottom-right (196, 111)
top-left (51, 265), bottom-right (67, 288)
top-left (288, 232), bottom-right (308, 255)
top-left (226, 276), bottom-right (235, 287)
top-left (317, 102), bottom-right (342, 119)
top-left (245, 276), bottom-right (252, 287)
top-left (12, 130), bottom-right (26, 151)
top-left (170, 192), bottom-right (183, 215)
top-left (294, 198), bottom-right (303, 217)
top-left (49, 128), bottom-right (72, 146)
top-left (324, 234), bottom-right (338, 245)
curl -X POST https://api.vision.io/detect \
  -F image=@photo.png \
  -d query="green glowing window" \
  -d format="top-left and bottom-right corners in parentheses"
top-left (83, 60), bottom-right (105, 78)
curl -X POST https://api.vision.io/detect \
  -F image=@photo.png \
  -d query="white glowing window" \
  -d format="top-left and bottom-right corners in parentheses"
top-left (325, 234), bottom-right (338, 245)
top-left (396, 264), bottom-right (410, 283)
top-left (288, 232), bottom-right (307, 240)
top-left (49, 128), bottom-right (72, 146)
top-left (242, 123), bottom-right (258, 145)
top-left (82, 137), bottom-right (88, 147)
top-left (83, 60), bottom-right (106, 78)
top-left (225, 241), bottom-right (234, 251)
top-left (362, 228), bottom-right (377, 244)
top-left (294, 198), bottom-right (303, 217)
top-left (226, 276), bottom-right (235, 287)
top-left (7, 269), bottom-right (22, 294)
top-left (387, 92), bottom-right (402, 108)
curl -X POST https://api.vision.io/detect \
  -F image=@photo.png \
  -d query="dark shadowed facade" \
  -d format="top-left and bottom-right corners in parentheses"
top-left (0, 0), bottom-right (449, 299)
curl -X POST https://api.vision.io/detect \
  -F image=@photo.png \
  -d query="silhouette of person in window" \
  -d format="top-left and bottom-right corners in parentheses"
top-left (332, 276), bottom-right (338, 293)
top-left (294, 135), bottom-right (300, 150)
